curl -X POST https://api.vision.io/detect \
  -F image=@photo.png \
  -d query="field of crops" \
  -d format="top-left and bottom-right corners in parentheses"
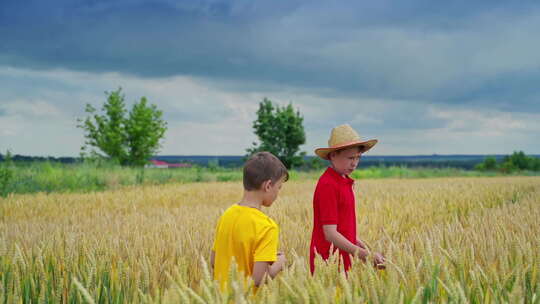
top-left (1, 176), bottom-right (539, 303)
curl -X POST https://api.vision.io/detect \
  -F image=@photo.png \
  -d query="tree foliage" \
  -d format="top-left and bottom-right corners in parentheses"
top-left (247, 98), bottom-right (306, 169)
top-left (78, 88), bottom-right (167, 166)
top-left (475, 151), bottom-right (540, 172)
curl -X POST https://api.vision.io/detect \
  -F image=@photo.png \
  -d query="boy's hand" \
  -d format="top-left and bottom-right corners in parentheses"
top-left (373, 252), bottom-right (386, 269)
top-left (277, 251), bottom-right (287, 265)
top-left (266, 252), bottom-right (287, 280)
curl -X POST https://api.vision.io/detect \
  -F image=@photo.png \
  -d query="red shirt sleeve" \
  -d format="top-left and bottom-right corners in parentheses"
top-left (316, 182), bottom-right (338, 225)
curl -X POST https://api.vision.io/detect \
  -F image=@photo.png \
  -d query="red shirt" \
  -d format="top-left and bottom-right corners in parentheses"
top-left (310, 166), bottom-right (357, 273)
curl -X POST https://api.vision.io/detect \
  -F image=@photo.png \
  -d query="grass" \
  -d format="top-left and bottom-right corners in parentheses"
top-left (1, 176), bottom-right (539, 303)
top-left (0, 161), bottom-right (243, 195)
top-left (1, 160), bottom-right (538, 196)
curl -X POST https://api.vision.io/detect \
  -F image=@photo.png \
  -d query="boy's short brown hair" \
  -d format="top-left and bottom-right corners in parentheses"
top-left (243, 152), bottom-right (289, 191)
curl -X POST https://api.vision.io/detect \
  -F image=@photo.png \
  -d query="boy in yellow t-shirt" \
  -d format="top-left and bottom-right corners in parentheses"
top-left (211, 152), bottom-right (288, 289)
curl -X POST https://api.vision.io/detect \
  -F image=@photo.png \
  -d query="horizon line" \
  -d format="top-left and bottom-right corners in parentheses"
top-left (4, 153), bottom-right (539, 158)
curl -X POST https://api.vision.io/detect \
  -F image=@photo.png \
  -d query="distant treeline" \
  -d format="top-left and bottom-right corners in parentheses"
top-left (2, 153), bottom-right (538, 170)
top-left (0, 154), bottom-right (79, 164)
top-left (156, 154), bottom-right (540, 170)
top-left (475, 151), bottom-right (540, 172)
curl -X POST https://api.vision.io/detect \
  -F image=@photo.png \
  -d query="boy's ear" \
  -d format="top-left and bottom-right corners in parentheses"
top-left (262, 179), bottom-right (272, 192)
top-left (328, 151), bottom-right (336, 161)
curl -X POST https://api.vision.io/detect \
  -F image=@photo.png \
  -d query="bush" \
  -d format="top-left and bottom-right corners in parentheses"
top-left (499, 160), bottom-right (517, 174)
top-left (500, 151), bottom-right (540, 172)
top-left (0, 151), bottom-right (15, 197)
top-left (475, 156), bottom-right (498, 171)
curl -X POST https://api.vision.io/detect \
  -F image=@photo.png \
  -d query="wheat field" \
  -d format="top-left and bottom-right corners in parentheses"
top-left (1, 176), bottom-right (539, 303)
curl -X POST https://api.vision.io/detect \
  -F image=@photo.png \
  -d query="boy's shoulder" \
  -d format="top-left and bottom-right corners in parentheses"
top-left (316, 168), bottom-right (340, 187)
top-left (251, 209), bottom-right (278, 230)
top-left (221, 204), bottom-right (277, 228)
top-left (316, 166), bottom-right (354, 188)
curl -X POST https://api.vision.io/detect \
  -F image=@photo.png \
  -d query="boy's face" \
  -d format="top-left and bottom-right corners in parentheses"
top-left (329, 146), bottom-right (362, 176)
top-left (261, 176), bottom-right (285, 207)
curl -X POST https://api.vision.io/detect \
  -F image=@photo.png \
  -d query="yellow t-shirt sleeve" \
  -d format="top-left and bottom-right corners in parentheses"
top-left (253, 225), bottom-right (279, 262)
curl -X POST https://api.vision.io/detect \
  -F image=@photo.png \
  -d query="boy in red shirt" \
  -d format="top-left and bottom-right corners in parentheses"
top-left (310, 124), bottom-right (385, 274)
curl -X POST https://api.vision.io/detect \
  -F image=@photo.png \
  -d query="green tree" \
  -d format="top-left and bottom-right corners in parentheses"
top-left (476, 151), bottom-right (540, 172)
top-left (475, 156), bottom-right (498, 171)
top-left (79, 89), bottom-right (128, 164)
top-left (309, 157), bottom-right (325, 170)
top-left (78, 88), bottom-right (167, 166)
top-left (500, 151), bottom-right (536, 171)
top-left (505, 151), bottom-right (529, 170)
top-left (125, 97), bottom-right (167, 166)
top-left (247, 98), bottom-right (306, 169)
top-left (499, 160), bottom-right (517, 173)
top-left (531, 157), bottom-right (540, 171)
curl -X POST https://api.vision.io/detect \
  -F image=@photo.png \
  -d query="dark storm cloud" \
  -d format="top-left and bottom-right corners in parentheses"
top-left (1, 0), bottom-right (540, 113)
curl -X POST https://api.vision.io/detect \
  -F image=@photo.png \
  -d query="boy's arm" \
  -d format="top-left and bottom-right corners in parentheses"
top-left (323, 225), bottom-right (370, 260)
top-left (252, 262), bottom-right (270, 286)
top-left (356, 238), bottom-right (368, 250)
top-left (252, 253), bottom-right (286, 286)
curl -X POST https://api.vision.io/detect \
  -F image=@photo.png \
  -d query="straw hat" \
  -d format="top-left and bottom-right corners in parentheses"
top-left (315, 124), bottom-right (377, 160)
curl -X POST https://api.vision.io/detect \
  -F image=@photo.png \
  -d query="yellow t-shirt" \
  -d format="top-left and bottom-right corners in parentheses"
top-left (212, 204), bottom-right (279, 289)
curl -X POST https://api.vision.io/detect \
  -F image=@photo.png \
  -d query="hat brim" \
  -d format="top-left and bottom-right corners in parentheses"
top-left (314, 139), bottom-right (378, 160)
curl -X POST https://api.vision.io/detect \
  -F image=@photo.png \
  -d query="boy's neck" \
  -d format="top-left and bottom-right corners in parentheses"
top-left (238, 190), bottom-right (264, 210)
top-left (330, 165), bottom-right (347, 177)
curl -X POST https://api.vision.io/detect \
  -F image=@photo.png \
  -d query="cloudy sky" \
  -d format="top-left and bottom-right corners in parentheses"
top-left (1, 0), bottom-right (539, 156)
